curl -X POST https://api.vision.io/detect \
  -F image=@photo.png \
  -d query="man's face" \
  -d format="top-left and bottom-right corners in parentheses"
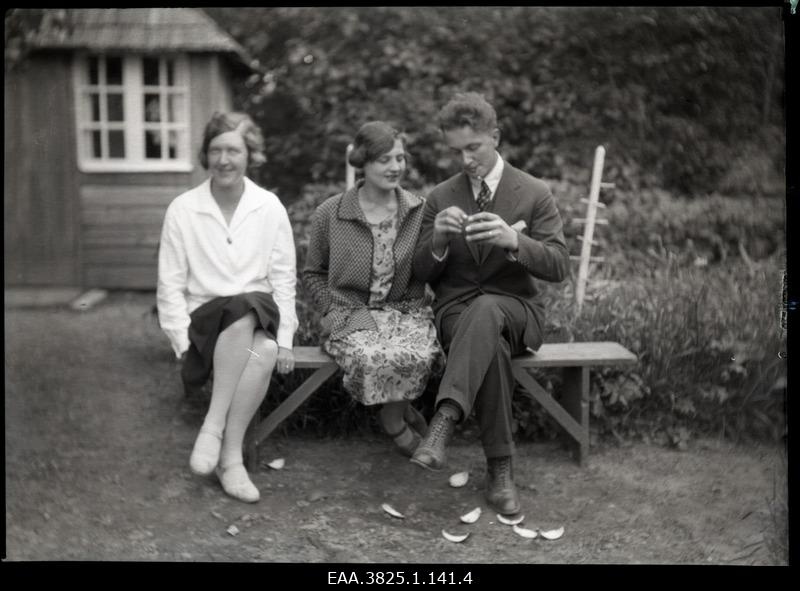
top-left (443, 125), bottom-right (499, 180)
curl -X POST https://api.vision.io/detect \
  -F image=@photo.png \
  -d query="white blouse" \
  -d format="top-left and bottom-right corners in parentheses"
top-left (156, 177), bottom-right (298, 358)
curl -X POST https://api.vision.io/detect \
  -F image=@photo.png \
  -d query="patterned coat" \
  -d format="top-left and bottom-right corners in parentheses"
top-left (303, 182), bottom-right (430, 340)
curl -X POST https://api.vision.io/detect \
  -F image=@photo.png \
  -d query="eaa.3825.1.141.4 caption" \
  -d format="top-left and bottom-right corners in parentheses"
top-left (328, 571), bottom-right (474, 585)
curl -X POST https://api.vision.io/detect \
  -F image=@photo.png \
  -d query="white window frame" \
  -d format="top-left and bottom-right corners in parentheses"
top-left (72, 52), bottom-right (193, 173)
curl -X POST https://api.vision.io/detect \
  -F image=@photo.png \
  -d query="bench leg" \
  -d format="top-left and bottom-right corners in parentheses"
top-left (244, 362), bottom-right (339, 472)
top-left (512, 366), bottom-right (586, 465)
top-left (245, 416), bottom-right (261, 473)
top-left (561, 366), bottom-right (590, 465)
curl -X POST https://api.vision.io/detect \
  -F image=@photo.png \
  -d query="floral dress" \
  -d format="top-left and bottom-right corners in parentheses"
top-left (324, 213), bottom-right (444, 406)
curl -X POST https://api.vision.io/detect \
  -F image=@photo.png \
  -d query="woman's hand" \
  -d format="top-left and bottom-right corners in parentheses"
top-left (276, 347), bottom-right (295, 374)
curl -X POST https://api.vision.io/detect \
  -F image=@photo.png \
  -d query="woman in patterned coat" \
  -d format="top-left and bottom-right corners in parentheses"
top-left (303, 121), bottom-right (443, 456)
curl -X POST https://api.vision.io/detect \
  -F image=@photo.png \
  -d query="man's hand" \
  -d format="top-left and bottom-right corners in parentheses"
top-left (463, 212), bottom-right (520, 251)
top-left (276, 347), bottom-right (295, 374)
top-left (432, 206), bottom-right (468, 254)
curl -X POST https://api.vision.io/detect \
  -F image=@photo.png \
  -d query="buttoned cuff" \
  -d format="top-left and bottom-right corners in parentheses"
top-left (165, 328), bottom-right (190, 360)
top-left (276, 325), bottom-right (295, 350)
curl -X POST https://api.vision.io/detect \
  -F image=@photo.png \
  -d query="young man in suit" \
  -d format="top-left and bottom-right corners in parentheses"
top-left (411, 92), bottom-right (570, 515)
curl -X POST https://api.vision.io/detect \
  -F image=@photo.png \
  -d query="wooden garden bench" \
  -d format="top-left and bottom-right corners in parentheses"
top-left (244, 342), bottom-right (637, 471)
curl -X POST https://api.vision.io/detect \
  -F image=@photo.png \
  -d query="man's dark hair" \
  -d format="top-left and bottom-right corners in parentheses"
top-left (438, 92), bottom-right (498, 134)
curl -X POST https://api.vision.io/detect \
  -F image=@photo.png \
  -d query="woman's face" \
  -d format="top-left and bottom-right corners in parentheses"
top-left (207, 130), bottom-right (248, 192)
top-left (363, 139), bottom-right (406, 192)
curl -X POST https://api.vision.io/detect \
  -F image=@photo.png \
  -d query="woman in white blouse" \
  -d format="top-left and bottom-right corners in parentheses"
top-left (157, 112), bottom-right (297, 503)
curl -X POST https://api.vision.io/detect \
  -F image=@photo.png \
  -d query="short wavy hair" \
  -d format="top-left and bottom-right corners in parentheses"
top-left (438, 92), bottom-right (498, 134)
top-left (347, 121), bottom-right (407, 169)
top-left (198, 111), bottom-right (267, 170)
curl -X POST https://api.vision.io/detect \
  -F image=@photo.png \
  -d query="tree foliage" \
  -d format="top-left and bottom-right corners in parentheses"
top-left (5, 9), bottom-right (73, 71)
top-left (204, 6), bottom-right (784, 199)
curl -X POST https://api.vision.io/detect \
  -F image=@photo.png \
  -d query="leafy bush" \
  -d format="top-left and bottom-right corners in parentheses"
top-left (526, 252), bottom-right (786, 446)
top-left (602, 189), bottom-right (784, 262)
top-left (205, 6), bottom-right (784, 199)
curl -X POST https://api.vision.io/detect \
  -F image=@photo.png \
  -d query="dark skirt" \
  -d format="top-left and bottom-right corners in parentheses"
top-left (181, 291), bottom-right (280, 396)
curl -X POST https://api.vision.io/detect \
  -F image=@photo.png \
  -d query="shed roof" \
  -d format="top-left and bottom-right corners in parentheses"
top-left (27, 8), bottom-right (253, 69)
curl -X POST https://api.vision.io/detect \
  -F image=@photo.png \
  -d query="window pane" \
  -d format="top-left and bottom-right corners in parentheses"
top-left (144, 94), bottom-right (161, 122)
top-left (107, 93), bottom-right (124, 122)
top-left (91, 130), bottom-right (102, 158)
top-left (166, 94), bottom-right (184, 123)
top-left (167, 130), bottom-right (178, 159)
top-left (166, 60), bottom-right (175, 86)
top-left (143, 58), bottom-right (160, 86)
top-left (108, 130), bottom-right (125, 158)
top-left (88, 57), bottom-right (99, 85)
top-left (144, 130), bottom-right (162, 159)
top-left (90, 94), bottom-right (101, 122)
top-left (106, 57), bottom-right (122, 85)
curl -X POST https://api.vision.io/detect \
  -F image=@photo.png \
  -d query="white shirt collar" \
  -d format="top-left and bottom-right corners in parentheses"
top-left (188, 177), bottom-right (266, 224)
top-left (471, 152), bottom-right (504, 201)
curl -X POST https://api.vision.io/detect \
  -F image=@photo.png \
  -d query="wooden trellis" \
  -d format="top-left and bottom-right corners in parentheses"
top-left (345, 143), bottom-right (355, 190)
top-left (571, 145), bottom-right (614, 315)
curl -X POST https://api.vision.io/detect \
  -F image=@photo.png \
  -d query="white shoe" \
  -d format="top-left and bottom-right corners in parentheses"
top-left (216, 464), bottom-right (260, 503)
top-left (189, 428), bottom-right (222, 476)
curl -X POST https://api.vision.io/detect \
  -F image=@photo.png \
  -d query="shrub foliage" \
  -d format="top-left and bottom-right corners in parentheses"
top-left (205, 6), bottom-right (784, 199)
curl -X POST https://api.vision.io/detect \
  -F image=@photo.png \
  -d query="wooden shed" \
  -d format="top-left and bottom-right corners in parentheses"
top-left (4, 8), bottom-right (254, 289)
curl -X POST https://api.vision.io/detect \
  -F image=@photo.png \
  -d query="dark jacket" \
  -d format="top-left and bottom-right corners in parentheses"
top-left (412, 162), bottom-right (570, 351)
top-left (303, 182), bottom-right (429, 340)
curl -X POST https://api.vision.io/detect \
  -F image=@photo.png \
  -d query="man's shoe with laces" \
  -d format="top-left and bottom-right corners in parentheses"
top-left (409, 407), bottom-right (457, 471)
top-left (485, 455), bottom-right (521, 515)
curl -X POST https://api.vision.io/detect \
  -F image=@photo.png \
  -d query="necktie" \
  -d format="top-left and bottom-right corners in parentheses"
top-left (476, 180), bottom-right (491, 211)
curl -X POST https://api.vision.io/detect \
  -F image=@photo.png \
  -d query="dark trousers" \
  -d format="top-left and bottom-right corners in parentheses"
top-left (437, 294), bottom-right (534, 459)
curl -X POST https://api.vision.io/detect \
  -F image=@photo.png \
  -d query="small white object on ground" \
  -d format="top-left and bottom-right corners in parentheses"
top-left (512, 524), bottom-right (538, 539)
top-left (539, 526), bottom-right (565, 540)
top-left (448, 471), bottom-right (469, 487)
top-left (226, 525), bottom-right (240, 536)
top-left (496, 513), bottom-right (525, 525)
top-left (459, 507), bottom-right (482, 524)
top-left (70, 289), bottom-right (108, 311)
top-left (267, 458), bottom-right (285, 470)
top-left (381, 503), bottom-right (405, 519)
top-left (441, 530), bottom-right (470, 543)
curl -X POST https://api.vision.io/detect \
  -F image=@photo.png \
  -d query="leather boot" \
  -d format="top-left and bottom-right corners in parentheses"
top-left (485, 456), bottom-right (521, 515)
top-left (409, 409), bottom-right (456, 471)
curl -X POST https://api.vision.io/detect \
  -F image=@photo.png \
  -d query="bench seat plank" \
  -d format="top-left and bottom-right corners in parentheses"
top-left (292, 346), bottom-right (335, 368)
top-left (292, 342), bottom-right (637, 369)
top-left (513, 342), bottom-right (637, 368)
